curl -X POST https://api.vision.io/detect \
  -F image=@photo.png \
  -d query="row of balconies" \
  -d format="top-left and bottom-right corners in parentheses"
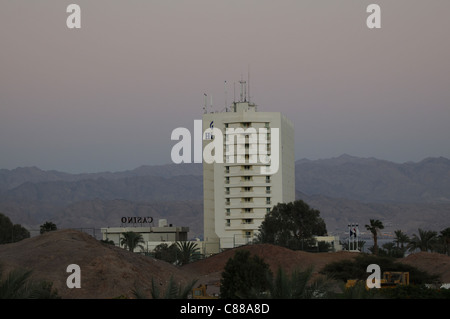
top-left (224, 143), bottom-right (271, 151)
top-left (225, 219), bottom-right (257, 228)
top-left (225, 199), bottom-right (272, 205)
top-left (225, 189), bottom-right (271, 195)
top-left (225, 208), bottom-right (271, 216)
top-left (223, 158), bottom-right (272, 167)
top-left (224, 182), bottom-right (272, 188)
top-left (223, 162), bottom-right (273, 169)
top-left (224, 136), bottom-right (272, 145)
top-left (224, 164), bottom-right (273, 173)
top-left (224, 122), bottom-right (271, 129)
top-left (220, 121), bottom-right (275, 234)
top-left (224, 171), bottom-right (273, 178)
top-left (225, 176), bottom-right (271, 183)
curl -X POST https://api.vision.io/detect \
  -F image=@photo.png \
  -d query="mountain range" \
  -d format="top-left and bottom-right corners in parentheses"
top-left (1, 154), bottom-right (449, 239)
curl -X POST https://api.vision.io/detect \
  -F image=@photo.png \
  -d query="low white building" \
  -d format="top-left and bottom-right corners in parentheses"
top-left (101, 219), bottom-right (190, 252)
top-left (314, 235), bottom-right (342, 252)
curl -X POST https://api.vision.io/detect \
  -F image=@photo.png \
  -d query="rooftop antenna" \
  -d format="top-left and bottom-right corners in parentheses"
top-left (224, 80), bottom-right (228, 112)
top-left (239, 74), bottom-right (247, 102)
top-left (210, 94), bottom-right (213, 112)
top-left (203, 93), bottom-right (207, 113)
top-left (248, 65), bottom-right (251, 104)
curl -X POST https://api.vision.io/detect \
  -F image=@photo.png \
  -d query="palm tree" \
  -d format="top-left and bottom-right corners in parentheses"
top-left (135, 276), bottom-right (197, 299)
top-left (365, 219), bottom-right (384, 255)
top-left (438, 227), bottom-right (450, 256)
top-left (244, 266), bottom-right (331, 299)
top-left (439, 227), bottom-right (450, 256)
top-left (269, 267), bottom-right (330, 299)
top-left (0, 265), bottom-right (59, 299)
top-left (176, 241), bottom-right (200, 265)
top-left (394, 230), bottom-right (409, 249)
top-left (358, 240), bottom-right (366, 252)
top-left (393, 229), bottom-right (409, 257)
top-left (407, 228), bottom-right (438, 253)
top-left (120, 231), bottom-right (145, 252)
top-left (381, 242), bottom-right (396, 256)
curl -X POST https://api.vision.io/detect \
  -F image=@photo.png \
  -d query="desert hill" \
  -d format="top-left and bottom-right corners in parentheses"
top-left (0, 229), bottom-right (195, 299)
top-left (1, 229), bottom-right (449, 299)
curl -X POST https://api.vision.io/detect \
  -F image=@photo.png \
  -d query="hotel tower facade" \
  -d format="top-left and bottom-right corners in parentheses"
top-left (202, 81), bottom-right (295, 254)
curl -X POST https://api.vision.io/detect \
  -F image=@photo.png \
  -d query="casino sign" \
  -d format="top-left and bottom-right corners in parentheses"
top-left (121, 217), bottom-right (153, 224)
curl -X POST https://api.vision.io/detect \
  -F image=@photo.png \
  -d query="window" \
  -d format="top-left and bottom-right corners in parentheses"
top-left (266, 186), bottom-right (271, 194)
top-left (266, 197), bottom-right (271, 204)
top-left (266, 176), bottom-right (271, 183)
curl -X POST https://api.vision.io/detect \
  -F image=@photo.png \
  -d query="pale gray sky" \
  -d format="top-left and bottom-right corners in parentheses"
top-left (1, 1), bottom-right (449, 173)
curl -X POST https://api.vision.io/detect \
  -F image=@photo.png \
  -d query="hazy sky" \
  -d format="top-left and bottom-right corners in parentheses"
top-left (1, 1), bottom-right (449, 173)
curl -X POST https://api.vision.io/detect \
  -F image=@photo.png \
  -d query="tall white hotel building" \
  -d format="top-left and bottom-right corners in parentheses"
top-left (202, 81), bottom-right (295, 254)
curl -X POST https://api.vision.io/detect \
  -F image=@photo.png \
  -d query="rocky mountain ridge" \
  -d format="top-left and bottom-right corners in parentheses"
top-left (1, 155), bottom-right (449, 238)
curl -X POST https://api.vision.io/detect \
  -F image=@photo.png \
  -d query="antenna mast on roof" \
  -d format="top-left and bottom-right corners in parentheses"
top-left (210, 94), bottom-right (213, 112)
top-left (203, 93), bottom-right (207, 113)
top-left (239, 74), bottom-right (247, 102)
top-left (248, 65), bottom-right (251, 104)
top-left (224, 80), bottom-right (228, 112)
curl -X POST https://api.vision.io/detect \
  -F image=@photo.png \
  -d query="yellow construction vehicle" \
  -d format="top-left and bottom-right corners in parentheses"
top-left (380, 271), bottom-right (409, 288)
top-left (345, 279), bottom-right (360, 289)
top-left (192, 284), bottom-right (218, 299)
top-left (346, 271), bottom-right (409, 289)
